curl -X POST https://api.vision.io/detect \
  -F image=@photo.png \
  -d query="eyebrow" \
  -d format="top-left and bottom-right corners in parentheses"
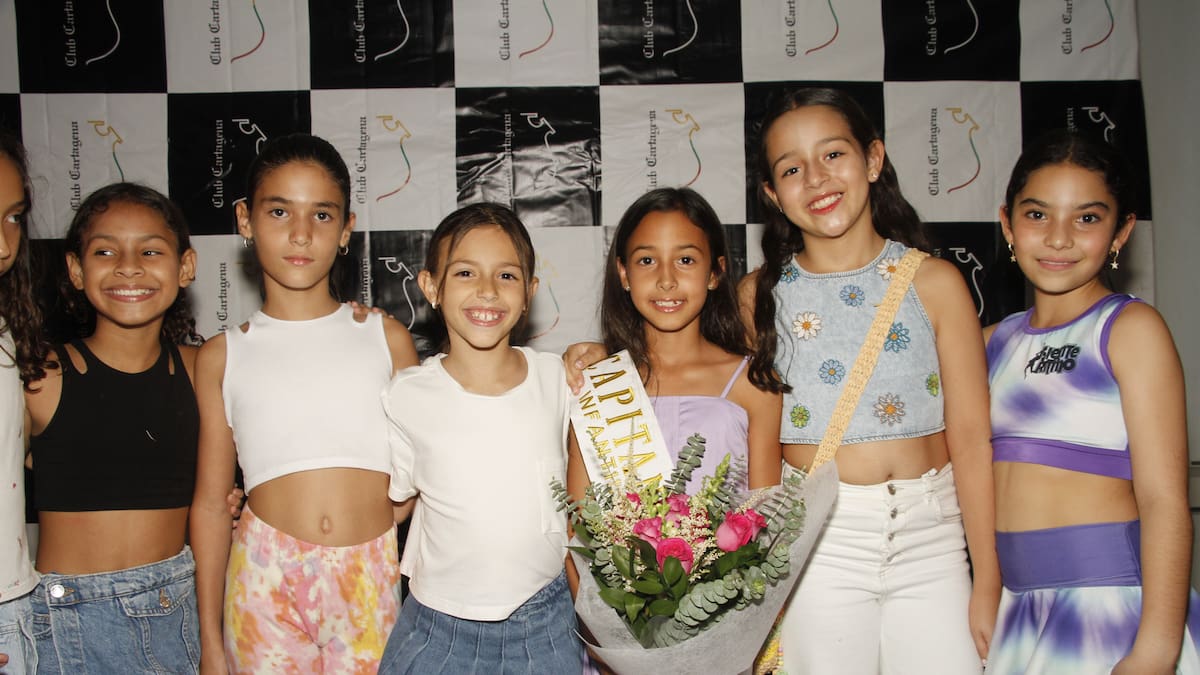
top-left (1017, 197), bottom-right (1111, 210)
top-left (628, 242), bottom-right (703, 254)
top-left (260, 195), bottom-right (343, 211)
top-left (3, 199), bottom-right (27, 214)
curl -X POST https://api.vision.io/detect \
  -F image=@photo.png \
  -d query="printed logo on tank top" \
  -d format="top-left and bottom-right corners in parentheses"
top-left (1024, 343), bottom-right (1081, 376)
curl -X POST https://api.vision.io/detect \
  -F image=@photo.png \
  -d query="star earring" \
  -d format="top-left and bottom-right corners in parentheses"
top-left (1008, 242), bottom-right (1016, 262)
top-left (1110, 248), bottom-right (1120, 270)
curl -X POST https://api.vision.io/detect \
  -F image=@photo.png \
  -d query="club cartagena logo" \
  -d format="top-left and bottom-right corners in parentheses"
top-left (498, 0), bottom-right (557, 61)
top-left (521, 112), bottom-right (560, 189)
top-left (371, 1), bottom-right (412, 62)
top-left (377, 257), bottom-right (419, 327)
top-left (926, 106), bottom-right (982, 196)
top-left (519, 0), bottom-right (554, 59)
top-left (210, 118), bottom-right (268, 209)
top-left (62, 0), bottom-right (122, 67)
top-left (946, 247), bottom-right (984, 317)
top-left (88, 120), bottom-right (126, 181)
top-left (1060, 0), bottom-right (1114, 54)
top-left (232, 0), bottom-right (266, 63)
top-left (1067, 105), bottom-right (1116, 142)
top-left (374, 114), bottom-right (413, 202)
top-left (923, 0), bottom-right (979, 56)
top-left (785, 0), bottom-right (839, 57)
top-left (641, 0), bottom-right (698, 59)
top-left (665, 108), bottom-right (702, 187)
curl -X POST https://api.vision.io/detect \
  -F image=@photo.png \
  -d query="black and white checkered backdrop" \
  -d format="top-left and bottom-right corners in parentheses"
top-left (0, 0), bottom-right (1152, 355)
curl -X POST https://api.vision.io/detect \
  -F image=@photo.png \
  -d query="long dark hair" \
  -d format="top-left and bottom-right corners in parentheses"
top-left (63, 183), bottom-right (202, 346)
top-left (602, 188), bottom-right (748, 382)
top-left (0, 132), bottom-right (51, 389)
top-left (748, 87), bottom-right (928, 392)
top-left (424, 202), bottom-right (537, 351)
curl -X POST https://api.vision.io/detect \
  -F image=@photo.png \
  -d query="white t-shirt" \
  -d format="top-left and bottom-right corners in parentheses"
top-left (385, 346), bottom-right (568, 621)
top-left (0, 328), bottom-right (37, 602)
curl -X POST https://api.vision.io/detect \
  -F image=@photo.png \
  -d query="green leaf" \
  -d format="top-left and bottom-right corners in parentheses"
top-left (598, 587), bottom-right (627, 611)
top-left (648, 598), bottom-right (677, 616)
top-left (566, 545), bottom-right (595, 561)
top-left (632, 579), bottom-right (664, 595)
top-left (624, 594), bottom-right (646, 622)
top-left (671, 573), bottom-right (689, 600)
top-left (661, 556), bottom-right (684, 585)
top-left (612, 545), bottom-right (633, 579)
top-left (632, 537), bottom-right (658, 570)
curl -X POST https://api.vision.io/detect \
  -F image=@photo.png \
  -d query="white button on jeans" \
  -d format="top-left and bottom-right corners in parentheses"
top-left (49, 583), bottom-right (65, 598)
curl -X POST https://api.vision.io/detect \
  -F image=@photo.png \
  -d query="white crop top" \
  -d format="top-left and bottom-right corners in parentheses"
top-left (224, 305), bottom-right (393, 493)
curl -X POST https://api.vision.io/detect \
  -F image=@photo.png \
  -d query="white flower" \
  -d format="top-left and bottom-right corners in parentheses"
top-left (873, 393), bottom-right (906, 426)
top-left (876, 257), bottom-right (899, 280)
top-left (792, 312), bottom-right (822, 340)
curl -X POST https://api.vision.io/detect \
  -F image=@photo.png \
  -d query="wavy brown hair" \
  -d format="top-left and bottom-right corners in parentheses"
top-left (62, 183), bottom-right (202, 346)
top-left (748, 87), bottom-right (929, 393)
top-left (0, 132), bottom-right (52, 389)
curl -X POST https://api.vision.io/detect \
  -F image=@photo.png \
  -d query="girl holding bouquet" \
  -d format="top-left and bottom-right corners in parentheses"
top-left (377, 203), bottom-right (584, 674)
top-left (741, 87), bottom-right (998, 674)
top-left (190, 133), bottom-right (418, 674)
top-left (986, 130), bottom-right (1199, 674)
top-left (25, 182), bottom-right (203, 673)
top-left (566, 186), bottom-right (782, 499)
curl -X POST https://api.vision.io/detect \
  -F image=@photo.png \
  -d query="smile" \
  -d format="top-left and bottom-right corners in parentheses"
top-left (465, 308), bottom-right (505, 325)
top-left (105, 288), bottom-right (156, 301)
top-left (808, 192), bottom-right (842, 212)
top-left (652, 299), bottom-right (683, 312)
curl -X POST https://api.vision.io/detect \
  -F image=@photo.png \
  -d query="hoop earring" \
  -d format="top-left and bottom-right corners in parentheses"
top-left (338, 244), bottom-right (350, 256)
top-left (1008, 242), bottom-right (1015, 262)
top-left (242, 237), bottom-right (253, 249)
top-left (1109, 248), bottom-right (1120, 270)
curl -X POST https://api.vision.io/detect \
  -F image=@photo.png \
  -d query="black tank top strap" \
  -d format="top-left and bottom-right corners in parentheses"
top-left (67, 339), bottom-right (102, 372)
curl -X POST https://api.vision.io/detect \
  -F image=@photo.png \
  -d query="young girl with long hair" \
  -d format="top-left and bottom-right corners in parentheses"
top-left (377, 203), bottom-right (583, 674)
top-left (25, 182), bottom-right (202, 673)
top-left (190, 133), bottom-right (418, 674)
top-left (986, 130), bottom-right (1199, 674)
top-left (0, 132), bottom-right (50, 674)
top-left (741, 87), bottom-right (998, 674)
top-left (567, 186), bottom-right (782, 497)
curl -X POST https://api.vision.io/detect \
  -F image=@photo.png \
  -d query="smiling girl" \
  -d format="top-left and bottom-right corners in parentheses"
top-left (25, 183), bottom-right (202, 673)
top-left (190, 133), bottom-right (418, 674)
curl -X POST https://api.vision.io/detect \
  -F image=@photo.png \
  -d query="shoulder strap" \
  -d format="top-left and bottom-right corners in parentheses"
top-left (719, 356), bottom-right (750, 399)
top-left (810, 249), bottom-right (929, 470)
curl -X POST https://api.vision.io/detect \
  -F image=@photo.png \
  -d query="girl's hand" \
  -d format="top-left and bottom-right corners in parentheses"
top-left (226, 487), bottom-right (245, 528)
top-left (0, 652), bottom-right (8, 667)
top-left (968, 580), bottom-right (999, 659)
top-left (347, 300), bottom-right (394, 322)
top-left (562, 342), bottom-right (606, 393)
top-left (200, 651), bottom-right (230, 675)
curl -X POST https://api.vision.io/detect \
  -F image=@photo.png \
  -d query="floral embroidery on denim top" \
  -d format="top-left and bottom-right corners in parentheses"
top-left (792, 312), bottom-right (822, 340)
top-left (874, 393), bottom-right (905, 426)
top-left (780, 264), bottom-right (800, 284)
top-left (876, 257), bottom-right (899, 280)
top-left (925, 373), bottom-right (940, 397)
top-left (883, 322), bottom-right (910, 353)
top-left (789, 404), bottom-right (811, 429)
top-left (818, 359), bottom-right (845, 385)
top-left (840, 285), bottom-right (865, 307)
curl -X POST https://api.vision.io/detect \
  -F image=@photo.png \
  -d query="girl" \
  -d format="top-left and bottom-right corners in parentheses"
top-left (741, 87), bottom-right (998, 674)
top-left (986, 130), bottom-right (1199, 674)
top-left (190, 133), bottom-right (418, 674)
top-left (377, 203), bottom-right (583, 674)
top-left (0, 132), bottom-right (50, 674)
top-left (566, 186), bottom-right (782, 499)
top-left (25, 182), bottom-right (202, 673)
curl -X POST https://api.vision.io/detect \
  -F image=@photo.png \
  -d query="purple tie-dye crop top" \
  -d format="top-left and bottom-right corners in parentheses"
top-left (986, 294), bottom-right (1140, 480)
top-left (651, 357), bottom-right (750, 492)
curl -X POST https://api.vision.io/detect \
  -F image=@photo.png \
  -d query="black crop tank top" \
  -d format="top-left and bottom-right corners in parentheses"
top-left (32, 340), bottom-right (199, 511)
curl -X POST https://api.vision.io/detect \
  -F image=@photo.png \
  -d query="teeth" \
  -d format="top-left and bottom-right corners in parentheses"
top-left (468, 309), bottom-right (501, 322)
top-left (809, 193), bottom-right (841, 210)
top-left (109, 289), bottom-right (153, 297)
top-left (654, 300), bottom-right (682, 308)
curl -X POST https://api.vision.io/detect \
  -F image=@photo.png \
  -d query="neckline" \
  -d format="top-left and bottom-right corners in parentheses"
top-left (1022, 294), bottom-right (1121, 334)
top-left (434, 346), bottom-right (532, 398)
top-left (254, 304), bottom-right (348, 325)
top-left (71, 339), bottom-right (167, 377)
top-left (789, 239), bottom-right (893, 279)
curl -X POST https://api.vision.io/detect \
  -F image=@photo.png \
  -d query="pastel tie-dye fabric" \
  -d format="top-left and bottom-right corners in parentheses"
top-left (223, 505), bottom-right (401, 674)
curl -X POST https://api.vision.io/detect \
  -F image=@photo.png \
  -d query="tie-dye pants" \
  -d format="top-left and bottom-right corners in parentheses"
top-left (223, 505), bottom-right (401, 674)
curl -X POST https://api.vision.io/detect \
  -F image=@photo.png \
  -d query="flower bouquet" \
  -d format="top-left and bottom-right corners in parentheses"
top-left (552, 434), bottom-right (838, 674)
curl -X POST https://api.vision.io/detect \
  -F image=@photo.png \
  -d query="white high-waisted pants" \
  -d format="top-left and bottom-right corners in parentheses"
top-left (779, 463), bottom-right (982, 675)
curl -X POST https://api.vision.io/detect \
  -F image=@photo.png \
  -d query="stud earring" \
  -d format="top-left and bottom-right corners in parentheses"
top-left (869, 171), bottom-right (878, 181)
top-left (1110, 248), bottom-right (1120, 270)
top-left (1008, 242), bottom-right (1015, 262)
top-left (242, 237), bottom-right (253, 249)
top-left (338, 244), bottom-right (350, 256)
top-left (623, 286), bottom-right (630, 292)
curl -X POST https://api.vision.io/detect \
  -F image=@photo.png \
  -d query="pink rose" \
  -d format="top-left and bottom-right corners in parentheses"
top-left (633, 517), bottom-right (663, 546)
top-left (665, 494), bottom-right (691, 525)
top-left (715, 509), bottom-right (767, 552)
top-left (625, 492), bottom-right (641, 507)
top-left (655, 537), bottom-right (694, 574)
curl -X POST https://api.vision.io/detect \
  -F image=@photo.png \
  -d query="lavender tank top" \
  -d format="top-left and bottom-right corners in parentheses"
top-left (651, 357), bottom-right (750, 492)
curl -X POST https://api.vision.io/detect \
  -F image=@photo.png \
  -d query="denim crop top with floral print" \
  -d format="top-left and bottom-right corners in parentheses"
top-left (773, 239), bottom-right (945, 445)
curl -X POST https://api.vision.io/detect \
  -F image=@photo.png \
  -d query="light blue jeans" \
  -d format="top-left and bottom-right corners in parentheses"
top-left (378, 571), bottom-right (583, 674)
top-left (0, 592), bottom-right (36, 675)
top-left (30, 547), bottom-right (199, 675)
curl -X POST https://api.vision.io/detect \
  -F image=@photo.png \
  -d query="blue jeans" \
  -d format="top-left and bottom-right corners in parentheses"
top-left (30, 547), bottom-right (199, 675)
top-left (0, 592), bottom-right (36, 675)
top-left (379, 571), bottom-right (583, 674)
